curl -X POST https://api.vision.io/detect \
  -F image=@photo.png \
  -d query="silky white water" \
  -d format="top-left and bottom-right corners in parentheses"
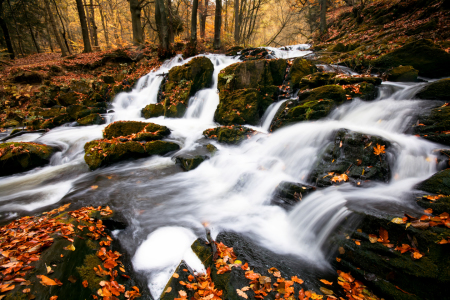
top-left (0, 45), bottom-right (445, 299)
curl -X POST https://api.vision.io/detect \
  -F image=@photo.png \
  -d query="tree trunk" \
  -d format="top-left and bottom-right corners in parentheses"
top-left (97, 0), bottom-right (110, 49)
top-left (191, 0), bottom-right (199, 44)
top-left (129, 0), bottom-right (144, 45)
top-left (75, 0), bottom-right (92, 52)
top-left (155, 0), bottom-right (162, 44)
top-left (43, 0), bottom-right (67, 56)
top-left (51, 0), bottom-right (72, 54)
top-left (155, 0), bottom-right (169, 49)
top-left (0, 0), bottom-right (14, 59)
top-left (234, 0), bottom-right (239, 44)
top-left (89, 0), bottom-right (99, 47)
top-left (214, 0), bottom-right (221, 49)
top-left (199, 0), bottom-right (208, 39)
top-left (6, 0), bottom-right (24, 56)
top-left (167, 0), bottom-right (174, 43)
top-left (320, 0), bottom-right (327, 34)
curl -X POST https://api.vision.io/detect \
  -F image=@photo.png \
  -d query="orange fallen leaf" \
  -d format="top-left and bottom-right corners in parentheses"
top-left (373, 144), bottom-right (386, 156)
top-left (37, 275), bottom-right (63, 286)
top-left (82, 280), bottom-right (88, 288)
top-left (320, 279), bottom-right (333, 285)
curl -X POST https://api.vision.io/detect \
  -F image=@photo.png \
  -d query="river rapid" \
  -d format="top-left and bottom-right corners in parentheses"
top-left (0, 45), bottom-right (445, 298)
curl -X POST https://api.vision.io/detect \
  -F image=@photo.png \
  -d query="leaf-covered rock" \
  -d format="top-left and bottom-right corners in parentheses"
top-left (287, 58), bottom-right (317, 90)
top-left (141, 103), bottom-right (165, 119)
top-left (203, 125), bottom-right (257, 145)
top-left (76, 113), bottom-right (105, 126)
top-left (412, 105), bottom-right (450, 145)
top-left (386, 65), bottom-right (418, 82)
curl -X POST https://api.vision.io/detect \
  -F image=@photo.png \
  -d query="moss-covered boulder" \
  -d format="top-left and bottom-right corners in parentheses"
top-left (67, 104), bottom-right (88, 120)
top-left (84, 139), bottom-right (179, 170)
top-left (373, 39), bottom-right (450, 78)
top-left (141, 103), bottom-right (165, 119)
top-left (413, 105), bottom-right (450, 145)
top-left (309, 129), bottom-right (393, 187)
top-left (416, 169), bottom-right (450, 195)
top-left (0, 142), bottom-right (55, 176)
top-left (271, 181), bottom-right (316, 210)
top-left (36, 106), bottom-right (64, 119)
top-left (40, 113), bottom-right (72, 129)
top-left (387, 65), bottom-right (419, 82)
top-left (103, 121), bottom-right (148, 139)
top-left (174, 144), bottom-right (213, 171)
top-left (57, 90), bottom-right (79, 106)
top-left (297, 72), bottom-right (381, 91)
top-left (333, 210), bottom-right (450, 300)
top-left (160, 56), bottom-right (214, 118)
top-left (70, 79), bottom-right (92, 94)
top-left (298, 84), bottom-right (347, 103)
top-left (287, 58), bottom-right (317, 90)
top-left (203, 125), bottom-right (257, 145)
top-left (76, 113), bottom-right (105, 126)
top-left (160, 261), bottom-right (196, 300)
top-left (270, 99), bottom-right (335, 131)
top-left (415, 78), bottom-right (450, 101)
top-left (215, 59), bottom-right (287, 125)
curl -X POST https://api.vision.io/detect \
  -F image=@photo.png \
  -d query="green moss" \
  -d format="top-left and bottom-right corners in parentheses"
top-left (413, 105), bottom-right (450, 145)
top-left (288, 58), bottom-right (317, 90)
top-left (0, 142), bottom-right (55, 176)
top-left (141, 103), bottom-right (164, 119)
top-left (144, 140), bottom-right (180, 155)
top-left (84, 140), bottom-right (146, 170)
top-left (36, 106), bottom-right (62, 119)
top-left (298, 85), bottom-right (347, 103)
top-left (203, 126), bottom-right (256, 145)
top-left (206, 144), bottom-right (218, 155)
top-left (191, 238), bottom-right (213, 267)
top-left (416, 169), bottom-right (450, 195)
top-left (214, 89), bottom-right (262, 125)
top-left (387, 65), bottom-right (418, 82)
top-left (103, 121), bottom-right (149, 139)
top-left (416, 78), bottom-right (450, 101)
top-left (76, 254), bottom-right (105, 289)
top-left (76, 113), bottom-right (105, 126)
top-left (175, 155), bottom-right (208, 171)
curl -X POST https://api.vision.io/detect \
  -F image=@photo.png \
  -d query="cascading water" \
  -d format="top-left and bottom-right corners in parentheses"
top-left (0, 45), bottom-right (445, 299)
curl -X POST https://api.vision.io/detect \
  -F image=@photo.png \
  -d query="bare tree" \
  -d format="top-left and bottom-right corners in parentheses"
top-left (214, 0), bottom-right (221, 49)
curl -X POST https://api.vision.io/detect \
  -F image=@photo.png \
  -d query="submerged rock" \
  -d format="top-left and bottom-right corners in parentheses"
top-left (271, 181), bottom-right (316, 210)
top-left (415, 78), bottom-right (450, 101)
top-left (413, 105), bottom-right (450, 145)
top-left (309, 129), bottom-right (393, 187)
top-left (203, 126), bottom-right (257, 145)
top-left (174, 144), bottom-right (214, 171)
top-left (0, 142), bottom-right (55, 176)
top-left (373, 39), bottom-right (450, 78)
top-left (386, 65), bottom-right (418, 82)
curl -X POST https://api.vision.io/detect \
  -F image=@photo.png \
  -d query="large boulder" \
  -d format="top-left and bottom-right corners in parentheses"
top-left (161, 56), bottom-right (214, 118)
top-left (298, 72), bottom-right (381, 90)
top-left (372, 39), bottom-right (450, 78)
top-left (309, 129), bottom-right (393, 187)
top-left (0, 142), bottom-right (55, 176)
top-left (76, 113), bottom-right (105, 126)
top-left (298, 84), bottom-right (347, 102)
top-left (287, 58), bottom-right (317, 90)
top-left (203, 125), bottom-right (257, 145)
top-left (415, 78), bottom-right (450, 101)
top-left (271, 181), bottom-right (316, 210)
top-left (57, 90), bottom-right (79, 106)
top-left (12, 71), bottom-right (43, 84)
top-left (412, 105), bottom-right (450, 146)
top-left (415, 169), bottom-right (450, 195)
top-left (386, 65), bottom-right (419, 82)
top-left (174, 144), bottom-right (214, 171)
top-left (215, 59), bottom-right (287, 125)
top-left (141, 103), bottom-right (165, 119)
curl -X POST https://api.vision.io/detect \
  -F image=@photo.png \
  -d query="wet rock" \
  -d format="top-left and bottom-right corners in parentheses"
top-left (298, 72), bottom-right (381, 91)
top-left (84, 139), bottom-right (179, 170)
top-left (298, 85), bottom-right (347, 103)
top-left (142, 103), bottom-right (165, 119)
top-left (103, 121), bottom-right (148, 139)
top-left (372, 39), bottom-right (450, 78)
top-left (215, 59), bottom-right (286, 125)
top-left (416, 169), bottom-right (450, 195)
top-left (206, 143), bottom-right (218, 154)
top-left (161, 56), bottom-right (214, 118)
top-left (101, 75), bottom-right (116, 84)
top-left (203, 126), bottom-right (257, 145)
top-left (12, 71), bottom-right (43, 84)
top-left (271, 181), bottom-right (316, 210)
top-left (333, 210), bottom-right (450, 300)
top-left (238, 47), bottom-right (272, 60)
top-left (309, 129), bottom-right (393, 187)
top-left (36, 106), bottom-right (64, 119)
top-left (70, 79), bottom-right (92, 94)
top-left (415, 78), bottom-right (450, 101)
top-left (412, 105), bottom-right (450, 145)
top-left (160, 261), bottom-right (196, 300)
top-left (174, 144), bottom-right (214, 171)
top-left (287, 58), bottom-right (317, 90)
top-left (40, 113), bottom-right (72, 129)
top-left (386, 66), bottom-right (418, 82)
top-left (270, 98), bottom-right (335, 132)
top-left (76, 113), bottom-right (105, 126)
top-left (57, 90), bottom-right (79, 106)
top-left (0, 142), bottom-right (55, 176)
top-left (226, 46), bottom-right (244, 56)
top-left (67, 104), bottom-right (88, 120)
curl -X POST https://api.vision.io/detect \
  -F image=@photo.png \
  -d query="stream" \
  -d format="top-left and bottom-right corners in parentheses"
top-left (0, 45), bottom-right (445, 298)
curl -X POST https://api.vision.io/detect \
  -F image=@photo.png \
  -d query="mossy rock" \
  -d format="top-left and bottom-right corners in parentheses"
top-left (66, 104), bottom-right (88, 120)
top-left (387, 65), bottom-right (418, 82)
top-left (76, 113), bottom-right (105, 126)
top-left (416, 78), bottom-right (450, 101)
top-left (103, 121), bottom-right (149, 139)
top-left (287, 58), bottom-right (317, 90)
top-left (331, 42), bottom-right (347, 52)
top-left (141, 103), bottom-right (165, 119)
top-left (417, 195), bottom-right (450, 215)
top-left (101, 75), bottom-right (115, 84)
top-left (36, 106), bottom-right (63, 119)
top-left (164, 102), bottom-right (187, 118)
top-left (413, 105), bottom-right (450, 145)
top-left (203, 125), bottom-right (257, 145)
top-left (298, 85), bottom-right (347, 103)
top-left (373, 39), bottom-right (450, 78)
top-left (309, 129), bottom-right (393, 187)
top-left (214, 89), bottom-right (262, 125)
top-left (0, 142), bottom-right (55, 176)
top-left (298, 72), bottom-right (337, 90)
top-left (70, 80), bottom-right (92, 94)
top-left (40, 113), bottom-right (72, 129)
top-left (160, 261), bottom-right (196, 300)
top-left (168, 56), bottom-right (214, 95)
top-left (57, 90), bottom-right (79, 107)
top-left (132, 123), bottom-right (171, 141)
top-left (270, 99), bottom-right (335, 131)
top-left (175, 154), bottom-right (209, 171)
top-left (84, 139), bottom-right (179, 170)
top-left (416, 169), bottom-right (450, 195)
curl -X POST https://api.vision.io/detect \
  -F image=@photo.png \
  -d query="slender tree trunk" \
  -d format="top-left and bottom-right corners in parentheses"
top-left (156, 0), bottom-right (169, 49)
top-left (234, 0), bottom-right (239, 43)
top-left (155, 0), bottom-right (162, 44)
top-left (51, 0), bottom-right (72, 54)
top-left (199, 0), bottom-right (208, 39)
top-left (0, 0), bottom-right (14, 59)
top-left (129, 0), bottom-right (144, 45)
top-left (191, 0), bottom-right (199, 44)
top-left (75, 0), bottom-right (92, 52)
top-left (214, 0), bottom-right (221, 49)
top-left (97, 0), bottom-right (110, 49)
top-left (43, 0), bottom-right (67, 56)
top-left (83, 0), bottom-right (94, 45)
top-left (6, 0), bottom-right (24, 56)
top-left (167, 0), bottom-right (174, 43)
top-left (90, 0), bottom-right (99, 47)
top-left (225, 0), bottom-right (227, 33)
top-left (320, 0), bottom-right (327, 34)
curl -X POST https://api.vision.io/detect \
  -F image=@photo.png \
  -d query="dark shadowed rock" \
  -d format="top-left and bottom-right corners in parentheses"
top-left (271, 181), bottom-right (316, 210)
top-left (415, 78), bottom-right (450, 101)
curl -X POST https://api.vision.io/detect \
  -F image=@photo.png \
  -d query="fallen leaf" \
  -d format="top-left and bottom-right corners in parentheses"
top-left (320, 279), bottom-right (333, 285)
top-left (391, 217), bottom-right (405, 224)
top-left (91, 185), bottom-right (99, 190)
top-left (424, 208), bottom-right (433, 214)
top-left (64, 244), bottom-right (75, 251)
top-left (373, 144), bottom-right (386, 156)
top-left (292, 275), bottom-right (304, 284)
top-left (37, 275), bottom-right (63, 286)
top-left (165, 287), bottom-right (172, 294)
top-left (50, 296), bottom-right (58, 300)
top-left (173, 273), bottom-right (179, 278)
top-left (82, 280), bottom-right (88, 288)
top-left (236, 288), bottom-right (248, 299)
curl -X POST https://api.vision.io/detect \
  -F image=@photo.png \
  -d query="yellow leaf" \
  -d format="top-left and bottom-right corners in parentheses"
top-left (91, 185), bottom-right (98, 190)
top-left (373, 144), bottom-right (386, 156)
top-left (64, 244), bottom-right (75, 251)
top-left (331, 174), bottom-right (349, 183)
top-left (391, 218), bottom-right (405, 224)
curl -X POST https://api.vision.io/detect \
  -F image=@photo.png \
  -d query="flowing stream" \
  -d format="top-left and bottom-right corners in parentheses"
top-left (0, 46), bottom-right (445, 298)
